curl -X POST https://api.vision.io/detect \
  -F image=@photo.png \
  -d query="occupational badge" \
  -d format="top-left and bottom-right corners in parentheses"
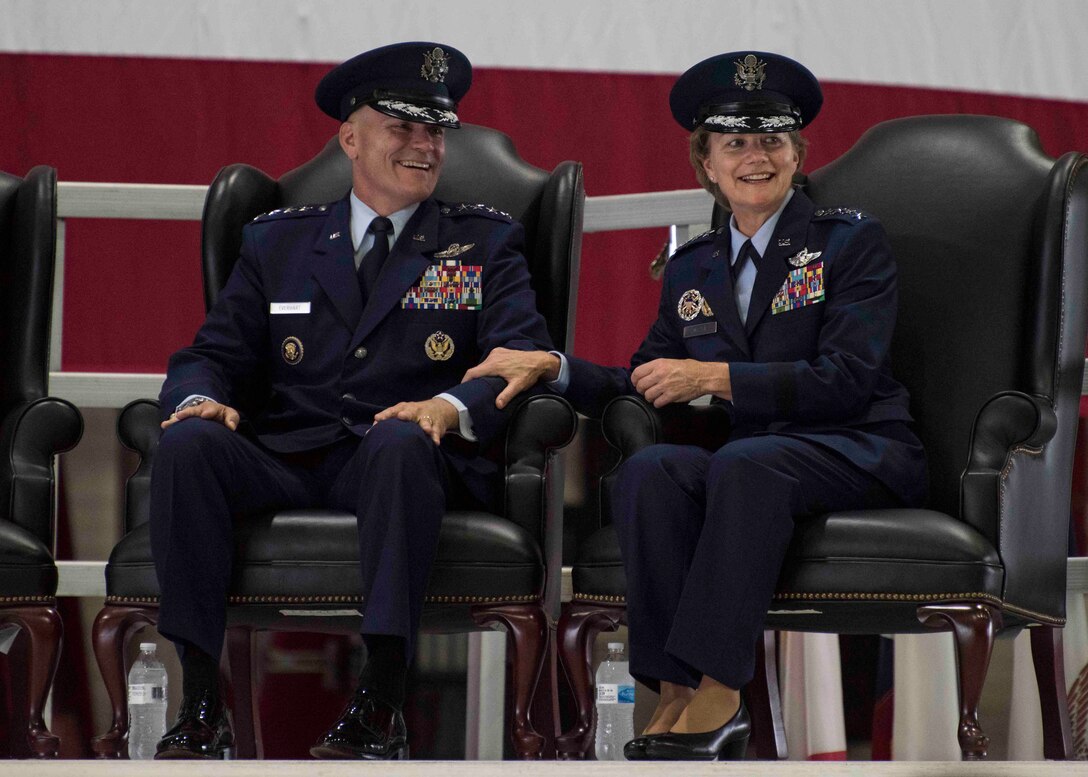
top-left (425, 331), bottom-right (455, 361)
top-left (788, 247), bottom-right (823, 268)
top-left (421, 47), bottom-right (450, 83)
top-left (677, 289), bottom-right (704, 321)
top-left (733, 54), bottom-right (767, 91)
top-left (282, 336), bottom-right (304, 365)
top-left (434, 242), bottom-right (475, 259)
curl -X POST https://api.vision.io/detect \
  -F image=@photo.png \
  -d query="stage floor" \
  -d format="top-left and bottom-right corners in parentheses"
top-left (5, 761), bottom-right (1088, 776)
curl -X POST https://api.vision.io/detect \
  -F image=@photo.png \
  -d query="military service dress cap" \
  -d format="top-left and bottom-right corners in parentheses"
top-left (669, 51), bottom-right (822, 134)
top-left (315, 41), bottom-right (471, 128)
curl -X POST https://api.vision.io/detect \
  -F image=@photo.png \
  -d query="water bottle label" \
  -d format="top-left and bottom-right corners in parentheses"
top-left (596, 683), bottom-right (619, 704)
top-left (128, 683), bottom-right (164, 704)
top-left (617, 684), bottom-right (636, 704)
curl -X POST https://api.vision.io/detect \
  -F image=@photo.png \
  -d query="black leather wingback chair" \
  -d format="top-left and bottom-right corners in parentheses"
top-left (0, 166), bottom-right (84, 758)
top-left (90, 126), bottom-right (583, 759)
top-left (557, 115), bottom-right (1088, 760)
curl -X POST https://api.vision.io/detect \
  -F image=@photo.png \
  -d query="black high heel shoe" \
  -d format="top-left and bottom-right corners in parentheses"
top-left (623, 733), bottom-right (664, 760)
top-left (643, 699), bottom-right (750, 761)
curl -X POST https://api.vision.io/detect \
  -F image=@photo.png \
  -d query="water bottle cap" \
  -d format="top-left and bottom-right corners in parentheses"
top-left (139, 642), bottom-right (157, 652)
top-left (607, 642), bottom-right (624, 651)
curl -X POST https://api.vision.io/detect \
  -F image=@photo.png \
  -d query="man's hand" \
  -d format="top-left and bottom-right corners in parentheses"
top-left (631, 358), bottom-right (731, 408)
top-left (373, 397), bottom-right (459, 445)
top-left (461, 347), bottom-right (561, 409)
top-left (161, 400), bottom-right (241, 431)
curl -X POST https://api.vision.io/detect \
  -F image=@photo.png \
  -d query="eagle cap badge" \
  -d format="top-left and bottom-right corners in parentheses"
top-left (421, 47), bottom-right (450, 83)
top-left (733, 54), bottom-right (767, 91)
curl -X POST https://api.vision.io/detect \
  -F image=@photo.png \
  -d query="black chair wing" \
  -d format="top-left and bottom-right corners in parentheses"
top-left (0, 165), bottom-right (83, 759)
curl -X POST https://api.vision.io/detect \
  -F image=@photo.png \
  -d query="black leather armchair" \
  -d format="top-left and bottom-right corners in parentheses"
top-left (0, 166), bottom-right (84, 758)
top-left (557, 115), bottom-right (1088, 760)
top-left (90, 126), bottom-right (583, 759)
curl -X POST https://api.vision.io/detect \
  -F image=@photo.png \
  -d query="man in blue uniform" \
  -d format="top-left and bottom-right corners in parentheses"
top-left (464, 52), bottom-right (926, 760)
top-left (150, 42), bottom-right (553, 760)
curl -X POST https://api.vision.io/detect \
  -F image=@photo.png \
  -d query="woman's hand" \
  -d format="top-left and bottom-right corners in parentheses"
top-left (631, 359), bottom-right (731, 407)
top-left (373, 397), bottom-right (459, 445)
top-left (461, 347), bottom-right (561, 409)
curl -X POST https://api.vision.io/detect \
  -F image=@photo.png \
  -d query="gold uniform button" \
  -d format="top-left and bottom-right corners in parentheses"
top-left (354, 347), bottom-right (368, 359)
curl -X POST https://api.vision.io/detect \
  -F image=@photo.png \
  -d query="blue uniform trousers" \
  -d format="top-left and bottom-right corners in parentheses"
top-left (149, 418), bottom-right (450, 660)
top-left (611, 433), bottom-right (902, 691)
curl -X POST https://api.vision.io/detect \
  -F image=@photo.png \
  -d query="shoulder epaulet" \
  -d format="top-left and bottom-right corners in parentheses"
top-left (439, 202), bottom-right (513, 222)
top-left (813, 207), bottom-right (869, 221)
top-left (250, 204), bottom-right (331, 223)
top-left (676, 225), bottom-right (724, 252)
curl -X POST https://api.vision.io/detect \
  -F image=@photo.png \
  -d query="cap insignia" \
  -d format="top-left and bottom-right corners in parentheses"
top-left (733, 54), bottom-right (767, 92)
top-left (421, 47), bottom-right (451, 83)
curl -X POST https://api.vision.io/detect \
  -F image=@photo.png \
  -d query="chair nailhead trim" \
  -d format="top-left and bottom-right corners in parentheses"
top-left (772, 591), bottom-right (1001, 604)
top-left (573, 593), bottom-right (626, 604)
top-left (0, 595), bottom-right (54, 605)
top-left (107, 594), bottom-right (538, 606)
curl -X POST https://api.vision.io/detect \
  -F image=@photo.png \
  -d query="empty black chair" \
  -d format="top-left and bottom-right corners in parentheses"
top-left (0, 166), bottom-right (84, 757)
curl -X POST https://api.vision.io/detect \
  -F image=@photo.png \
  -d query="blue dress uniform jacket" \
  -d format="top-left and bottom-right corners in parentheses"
top-left (151, 192), bottom-right (553, 661)
top-left (160, 194), bottom-right (553, 503)
top-left (562, 187), bottom-right (927, 690)
top-left (564, 187), bottom-right (925, 507)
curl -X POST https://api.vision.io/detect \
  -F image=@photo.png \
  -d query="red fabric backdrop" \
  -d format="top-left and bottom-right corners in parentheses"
top-left (2, 53), bottom-right (1088, 370)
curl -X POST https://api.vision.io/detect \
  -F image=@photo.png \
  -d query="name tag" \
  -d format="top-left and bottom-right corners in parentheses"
top-left (270, 302), bottom-right (311, 314)
top-left (683, 321), bottom-right (718, 338)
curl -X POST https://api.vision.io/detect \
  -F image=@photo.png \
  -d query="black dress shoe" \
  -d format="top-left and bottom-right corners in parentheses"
top-left (154, 690), bottom-right (233, 759)
top-left (310, 688), bottom-right (408, 760)
top-left (643, 699), bottom-right (750, 761)
top-left (623, 733), bottom-right (664, 760)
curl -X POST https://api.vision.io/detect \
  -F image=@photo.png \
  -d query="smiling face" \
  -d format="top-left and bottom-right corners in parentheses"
top-left (338, 106), bottom-right (446, 215)
top-left (700, 132), bottom-right (799, 235)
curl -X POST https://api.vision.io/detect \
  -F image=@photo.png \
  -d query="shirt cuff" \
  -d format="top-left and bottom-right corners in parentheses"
top-left (546, 351), bottom-right (570, 393)
top-left (435, 392), bottom-right (476, 442)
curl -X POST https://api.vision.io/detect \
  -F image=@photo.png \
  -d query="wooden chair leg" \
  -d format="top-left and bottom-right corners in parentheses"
top-left (0, 606), bottom-right (62, 758)
top-left (746, 629), bottom-right (787, 759)
top-left (226, 626), bottom-right (261, 759)
top-left (471, 603), bottom-right (548, 759)
top-left (918, 602), bottom-right (999, 760)
top-left (554, 602), bottom-right (625, 760)
top-left (1030, 625), bottom-right (1074, 759)
top-left (89, 605), bottom-right (157, 759)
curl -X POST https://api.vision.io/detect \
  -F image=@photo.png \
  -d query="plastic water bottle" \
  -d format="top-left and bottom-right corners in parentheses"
top-left (127, 642), bottom-right (168, 759)
top-left (594, 641), bottom-right (635, 760)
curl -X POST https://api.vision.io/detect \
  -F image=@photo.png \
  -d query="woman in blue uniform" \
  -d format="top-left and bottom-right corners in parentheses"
top-left (464, 51), bottom-right (927, 760)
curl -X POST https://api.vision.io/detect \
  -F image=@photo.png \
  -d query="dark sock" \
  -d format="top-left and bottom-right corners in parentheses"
top-left (358, 634), bottom-right (407, 708)
top-left (180, 644), bottom-right (219, 700)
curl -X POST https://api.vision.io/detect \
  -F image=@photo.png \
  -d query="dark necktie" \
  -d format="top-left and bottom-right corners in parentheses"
top-left (358, 216), bottom-right (393, 301)
top-left (732, 239), bottom-right (758, 285)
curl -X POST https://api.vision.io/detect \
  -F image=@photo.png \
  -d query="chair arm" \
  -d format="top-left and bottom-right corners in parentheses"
top-left (117, 399), bottom-right (162, 534)
top-left (505, 393), bottom-right (578, 473)
top-left (0, 397), bottom-right (83, 545)
top-left (601, 395), bottom-right (733, 460)
top-left (966, 390), bottom-right (1056, 471)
